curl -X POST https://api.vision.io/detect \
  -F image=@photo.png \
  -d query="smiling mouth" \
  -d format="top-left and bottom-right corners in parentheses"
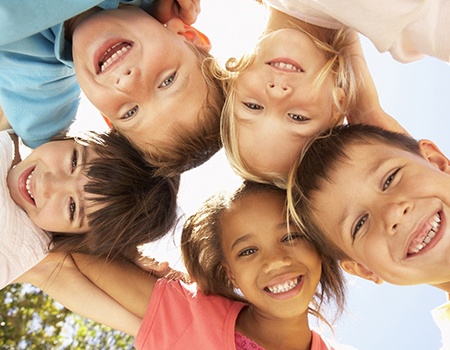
top-left (25, 170), bottom-right (35, 203)
top-left (267, 60), bottom-right (304, 73)
top-left (98, 42), bottom-right (132, 73)
top-left (264, 276), bottom-right (302, 294)
top-left (407, 212), bottom-right (441, 256)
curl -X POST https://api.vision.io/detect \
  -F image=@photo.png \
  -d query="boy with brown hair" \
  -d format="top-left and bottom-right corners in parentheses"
top-left (287, 124), bottom-right (450, 348)
top-left (0, 1), bottom-right (225, 176)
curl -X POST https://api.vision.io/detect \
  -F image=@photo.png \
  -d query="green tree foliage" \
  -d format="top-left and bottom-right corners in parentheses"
top-left (0, 283), bottom-right (135, 350)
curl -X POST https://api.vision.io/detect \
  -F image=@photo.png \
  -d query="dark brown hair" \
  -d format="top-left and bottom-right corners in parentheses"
top-left (51, 131), bottom-right (180, 262)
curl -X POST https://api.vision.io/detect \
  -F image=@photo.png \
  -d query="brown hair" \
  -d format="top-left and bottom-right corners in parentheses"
top-left (51, 131), bottom-right (180, 262)
top-left (287, 124), bottom-right (421, 259)
top-left (220, 26), bottom-right (358, 187)
top-left (142, 44), bottom-right (227, 177)
top-left (181, 181), bottom-right (346, 322)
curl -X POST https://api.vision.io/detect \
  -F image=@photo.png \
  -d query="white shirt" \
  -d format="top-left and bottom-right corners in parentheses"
top-left (265, 0), bottom-right (450, 63)
top-left (0, 130), bottom-right (50, 288)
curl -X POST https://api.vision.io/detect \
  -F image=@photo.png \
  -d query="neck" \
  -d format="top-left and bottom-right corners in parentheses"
top-left (64, 7), bottom-right (102, 42)
top-left (431, 281), bottom-right (450, 298)
top-left (265, 7), bottom-right (333, 41)
top-left (8, 132), bottom-right (21, 167)
top-left (236, 305), bottom-right (313, 350)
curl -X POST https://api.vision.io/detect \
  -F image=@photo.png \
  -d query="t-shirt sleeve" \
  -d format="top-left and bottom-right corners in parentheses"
top-left (0, 131), bottom-right (50, 288)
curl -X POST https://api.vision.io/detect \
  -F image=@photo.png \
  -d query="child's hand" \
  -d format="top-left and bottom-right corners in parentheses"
top-left (151, 0), bottom-right (200, 25)
top-left (135, 256), bottom-right (191, 283)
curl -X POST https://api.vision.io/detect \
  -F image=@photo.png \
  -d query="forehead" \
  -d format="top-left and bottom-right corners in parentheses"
top-left (220, 191), bottom-right (286, 228)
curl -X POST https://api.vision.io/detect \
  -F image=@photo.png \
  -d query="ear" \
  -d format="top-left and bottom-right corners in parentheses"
top-left (418, 140), bottom-right (450, 173)
top-left (165, 18), bottom-right (211, 52)
top-left (101, 114), bottom-right (115, 131)
top-left (340, 260), bottom-right (383, 284)
top-left (223, 263), bottom-right (239, 289)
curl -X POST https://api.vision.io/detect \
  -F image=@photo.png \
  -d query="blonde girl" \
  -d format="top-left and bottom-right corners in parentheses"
top-left (218, 2), bottom-right (406, 187)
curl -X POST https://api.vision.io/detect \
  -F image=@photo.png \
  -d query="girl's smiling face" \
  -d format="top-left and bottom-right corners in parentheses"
top-left (7, 140), bottom-right (97, 233)
top-left (233, 28), bottom-right (343, 175)
top-left (220, 190), bottom-right (321, 320)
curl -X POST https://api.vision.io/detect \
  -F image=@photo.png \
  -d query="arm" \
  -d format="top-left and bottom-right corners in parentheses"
top-left (73, 253), bottom-right (157, 319)
top-left (14, 252), bottom-right (142, 336)
top-left (0, 106), bottom-right (12, 131)
top-left (346, 32), bottom-right (410, 136)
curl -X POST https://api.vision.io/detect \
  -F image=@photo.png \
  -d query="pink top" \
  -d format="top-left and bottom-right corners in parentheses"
top-left (234, 330), bottom-right (335, 350)
top-left (135, 278), bottom-right (246, 349)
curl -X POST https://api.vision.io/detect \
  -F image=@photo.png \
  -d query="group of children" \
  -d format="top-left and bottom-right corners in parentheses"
top-left (1, 0), bottom-right (450, 348)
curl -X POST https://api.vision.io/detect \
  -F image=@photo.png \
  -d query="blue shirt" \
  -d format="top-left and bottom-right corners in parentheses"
top-left (0, 0), bottom-right (144, 148)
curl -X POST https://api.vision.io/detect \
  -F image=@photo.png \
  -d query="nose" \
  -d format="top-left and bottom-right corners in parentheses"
top-left (266, 80), bottom-right (293, 99)
top-left (262, 247), bottom-right (293, 273)
top-left (40, 170), bottom-right (84, 202)
top-left (381, 200), bottom-right (411, 235)
top-left (114, 67), bottom-right (142, 96)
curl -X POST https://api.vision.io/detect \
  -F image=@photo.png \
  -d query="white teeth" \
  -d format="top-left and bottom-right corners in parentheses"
top-left (100, 45), bottom-right (131, 72)
top-left (269, 61), bottom-right (302, 72)
top-left (26, 171), bottom-right (34, 199)
top-left (408, 213), bottom-right (441, 255)
top-left (266, 277), bottom-right (300, 294)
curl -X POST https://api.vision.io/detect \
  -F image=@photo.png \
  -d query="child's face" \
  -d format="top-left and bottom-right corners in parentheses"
top-left (7, 140), bottom-right (97, 233)
top-left (73, 7), bottom-right (208, 150)
top-left (220, 190), bottom-right (321, 319)
top-left (234, 28), bottom-right (341, 175)
top-left (310, 141), bottom-right (450, 288)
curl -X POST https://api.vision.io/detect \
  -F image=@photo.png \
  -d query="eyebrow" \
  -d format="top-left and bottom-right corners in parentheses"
top-left (78, 144), bottom-right (88, 230)
top-left (231, 233), bottom-right (252, 250)
top-left (78, 202), bottom-right (86, 230)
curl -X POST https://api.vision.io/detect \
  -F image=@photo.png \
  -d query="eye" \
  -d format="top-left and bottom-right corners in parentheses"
top-left (238, 247), bottom-right (257, 257)
top-left (121, 106), bottom-right (139, 120)
top-left (159, 72), bottom-right (176, 88)
top-left (288, 113), bottom-right (309, 122)
top-left (69, 197), bottom-right (76, 222)
top-left (352, 214), bottom-right (368, 239)
top-left (383, 168), bottom-right (401, 190)
top-left (243, 102), bottom-right (263, 110)
top-left (71, 149), bottom-right (78, 172)
top-left (282, 232), bottom-right (303, 242)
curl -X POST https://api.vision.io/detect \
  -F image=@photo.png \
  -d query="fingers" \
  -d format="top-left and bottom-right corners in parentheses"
top-left (176, 0), bottom-right (201, 25)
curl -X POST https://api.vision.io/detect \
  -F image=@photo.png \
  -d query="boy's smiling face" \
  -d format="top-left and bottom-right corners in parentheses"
top-left (311, 140), bottom-right (450, 289)
top-left (72, 6), bottom-right (208, 150)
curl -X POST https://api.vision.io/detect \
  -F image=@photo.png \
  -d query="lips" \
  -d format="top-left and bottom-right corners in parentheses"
top-left (406, 212), bottom-right (441, 256)
top-left (264, 275), bottom-right (303, 294)
top-left (95, 40), bottom-right (133, 74)
top-left (266, 58), bottom-right (304, 73)
top-left (18, 166), bottom-right (36, 206)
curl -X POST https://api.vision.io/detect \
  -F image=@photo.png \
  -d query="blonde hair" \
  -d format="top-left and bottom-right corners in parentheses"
top-left (220, 26), bottom-right (358, 187)
top-left (139, 43), bottom-right (226, 177)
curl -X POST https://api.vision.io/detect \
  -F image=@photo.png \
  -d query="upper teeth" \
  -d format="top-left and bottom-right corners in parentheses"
top-left (26, 171), bottom-right (34, 199)
top-left (409, 213), bottom-right (441, 255)
top-left (266, 277), bottom-right (300, 294)
top-left (269, 62), bottom-right (302, 72)
top-left (100, 43), bottom-right (131, 72)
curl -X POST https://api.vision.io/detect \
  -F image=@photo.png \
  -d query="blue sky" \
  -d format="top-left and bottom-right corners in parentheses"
top-left (75, 1), bottom-right (450, 348)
